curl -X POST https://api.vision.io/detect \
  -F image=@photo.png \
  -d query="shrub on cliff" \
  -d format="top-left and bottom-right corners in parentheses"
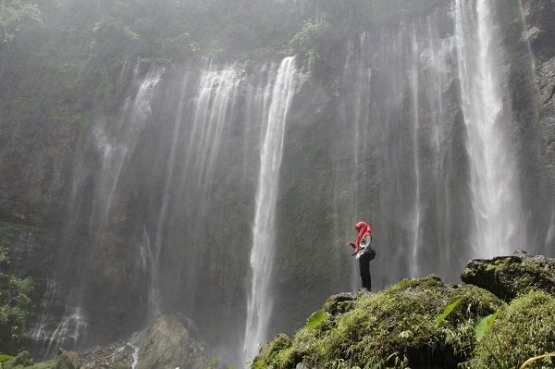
top-left (0, 224), bottom-right (34, 355)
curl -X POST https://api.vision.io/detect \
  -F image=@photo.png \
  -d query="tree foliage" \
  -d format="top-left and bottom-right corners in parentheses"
top-left (0, 224), bottom-right (34, 355)
top-left (0, 0), bottom-right (41, 42)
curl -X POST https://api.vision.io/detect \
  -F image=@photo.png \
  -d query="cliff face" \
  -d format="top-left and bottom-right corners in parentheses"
top-left (524, 0), bottom-right (555, 180)
top-left (1, 0), bottom-right (555, 365)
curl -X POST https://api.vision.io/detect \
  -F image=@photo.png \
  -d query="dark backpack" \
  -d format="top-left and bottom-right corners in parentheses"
top-left (367, 247), bottom-right (376, 261)
top-left (360, 235), bottom-right (376, 260)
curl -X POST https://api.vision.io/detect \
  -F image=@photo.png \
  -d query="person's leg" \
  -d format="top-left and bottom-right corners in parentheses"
top-left (358, 253), bottom-right (372, 291)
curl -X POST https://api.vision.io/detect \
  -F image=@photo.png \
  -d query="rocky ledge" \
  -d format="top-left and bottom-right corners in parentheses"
top-left (4, 251), bottom-right (555, 369)
top-left (0, 315), bottom-right (212, 369)
top-left (253, 250), bottom-right (555, 369)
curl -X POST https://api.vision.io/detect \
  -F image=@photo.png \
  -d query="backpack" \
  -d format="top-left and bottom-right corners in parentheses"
top-left (357, 235), bottom-right (376, 260)
top-left (367, 247), bottom-right (376, 261)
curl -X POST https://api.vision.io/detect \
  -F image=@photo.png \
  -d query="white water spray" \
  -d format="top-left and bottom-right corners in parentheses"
top-left (93, 67), bottom-right (163, 229)
top-left (455, 0), bottom-right (526, 257)
top-left (409, 27), bottom-right (423, 278)
top-left (243, 56), bottom-right (296, 364)
top-left (37, 66), bottom-right (164, 356)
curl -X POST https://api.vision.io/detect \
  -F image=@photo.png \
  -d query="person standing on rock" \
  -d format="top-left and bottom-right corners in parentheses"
top-left (347, 221), bottom-right (375, 291)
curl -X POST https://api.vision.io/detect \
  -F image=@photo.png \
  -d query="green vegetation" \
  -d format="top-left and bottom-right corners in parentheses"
top-left (0, 0), bottom-right (41, 43)
top-left (0, 224), bottom-right (35, 355)
top-left (253, 276), bottom-right (505, 369)
top-left (254, 263), bottom-right (555, 369)
top-left (470, 291), bottom-right (555, 369)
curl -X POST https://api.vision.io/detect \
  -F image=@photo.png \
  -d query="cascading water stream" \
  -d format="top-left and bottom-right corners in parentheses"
top-left (180, 63), bottom-right (242, 314)
top-left (409, 27), bottom-right (423, 278)
top-left (243, 56), bottom-right (296, 364)
top-left (149, 71), bottom-right (192, 320)
top-left (455, 0), bottom-right (526, 257)
top-left (92, 66), bottom-right (164, 234)
top-left (33, 66), bottom-right (164, 356)
top-left (517, 0), bottom-right (536, 71)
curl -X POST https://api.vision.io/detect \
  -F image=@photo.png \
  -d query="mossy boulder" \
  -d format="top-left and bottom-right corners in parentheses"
top-left (252, 275), bottom-right (504, 369)
top-left (2, 351), bottom-right (33, 368)
top-left (470, 290), bottom-right (555, 369)
top-left (137, 314), bottom-right (212, 369)
top-left (461, 250), bottom-right (555, 301)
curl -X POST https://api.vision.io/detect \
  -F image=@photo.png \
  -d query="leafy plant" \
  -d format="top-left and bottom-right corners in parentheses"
top-left (474, 312), bottom-right (498, 342)
top-left (436, 298), bottom-right (463, 324)
top-left (305, 308), bottom-right (326, 330)
top-left (471, 291), bottom-right (555, 369)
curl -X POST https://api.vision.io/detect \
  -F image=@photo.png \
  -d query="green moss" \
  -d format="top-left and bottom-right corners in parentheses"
top-left (253, 276), bottom-right (505, 369)
top-left (470, 290), bottom-right (555, 369)
top-left (252, 334), bottom-right (294, 369)
top-left (52, 354), bottom-right (74, 369)
top-left (21, 361), bottom-right (56, 369)
top-left (0, 355), bottom-right (14, 363)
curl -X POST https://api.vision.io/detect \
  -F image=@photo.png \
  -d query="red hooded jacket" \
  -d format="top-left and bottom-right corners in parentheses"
top-left (354, 221), bottom-right (372, 253)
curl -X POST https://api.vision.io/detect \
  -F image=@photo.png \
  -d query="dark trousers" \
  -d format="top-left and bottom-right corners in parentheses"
top-left (358, 252), bottom-right (372, 291)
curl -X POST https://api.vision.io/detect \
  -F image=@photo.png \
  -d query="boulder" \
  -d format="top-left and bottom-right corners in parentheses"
top-left (253, 275), bottom-right (504, 369)
top-left (137, 314), bottom-right (212, 369)
top-left (471, 290), bottom-right (555, 369)
top-left (461, 250), bottom-right (555, 301)
top-left (61, 342), bottom-right (135, 369)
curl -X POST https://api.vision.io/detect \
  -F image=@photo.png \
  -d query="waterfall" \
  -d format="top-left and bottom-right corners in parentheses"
top-left (409, 27), bottom-right (423, 278)
top-left (336, 35), bottom-right (373, 289)
top-left (24, 1), bottom-right (551, 365)
top-left (517, 0), bottom-right (536, 71)
top-left (91, 66), bottom-right (164, 233)
top-left (243, 56), bottom-right (296, 363)
top-left (33, 65), bottom-right (164, 356)
top-left (149, 70), bottom-right (192, 320)
top-left (180, 63), bottom-right (242, 315)
top-left (455, 0), bottom-right (526, 257)
top-left (337, 8), bottom-right (458, 283)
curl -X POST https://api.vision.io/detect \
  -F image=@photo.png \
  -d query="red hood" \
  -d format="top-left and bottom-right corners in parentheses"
top-left (354, 221), bottom-right (371, 252)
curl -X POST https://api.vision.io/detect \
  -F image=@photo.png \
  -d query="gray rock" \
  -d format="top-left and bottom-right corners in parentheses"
top-left (461, 250), bottom-right (555, 301)
top-left (137, 314), bottom-right (212, 369)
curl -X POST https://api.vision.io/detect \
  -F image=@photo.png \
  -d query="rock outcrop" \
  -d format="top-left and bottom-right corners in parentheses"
top-left (137, 314), bottom-right (212, 369)
top-left (59, 343), bottom-right (135, 369)
top-left (253, 252), bottom-right (555, 369)
top-left (461, 249), bottom-right (555, 300)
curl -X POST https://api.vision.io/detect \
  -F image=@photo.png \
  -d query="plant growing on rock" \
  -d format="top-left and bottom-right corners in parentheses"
top-left (470, 290), bottom-right (555, 369)
top-left (252, 275), bottom-right (505, 369)
top-left (0, 224), bottom-right (34, 355)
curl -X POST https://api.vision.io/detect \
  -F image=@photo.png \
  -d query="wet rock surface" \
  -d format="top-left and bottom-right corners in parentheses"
top-left (137, 314), bottom-right (212, 369)
top-left (461, 250), bottom-right (555, 300)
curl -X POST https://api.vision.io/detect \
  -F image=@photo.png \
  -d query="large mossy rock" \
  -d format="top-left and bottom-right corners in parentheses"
top-left (253, 275), bottom-right (504, 369)
top-left (461, 250), bottom-right (555, 301)
top-left (137, 314), bottom-right (212, 369)
top-left (471, 290), bottom-right (555, 369)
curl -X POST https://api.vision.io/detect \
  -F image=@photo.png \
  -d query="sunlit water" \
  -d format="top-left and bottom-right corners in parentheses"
top-left (243, 56), bottom-right (297, 364)
top-left (455, 0), bottom-right (526, 257)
